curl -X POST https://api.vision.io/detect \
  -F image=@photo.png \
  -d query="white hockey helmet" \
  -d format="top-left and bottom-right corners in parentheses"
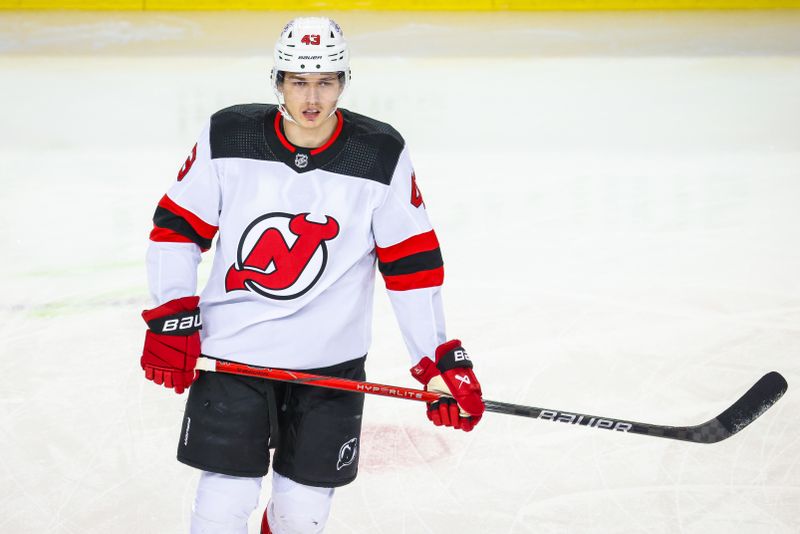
top-left (271, 17), bottom-right (350, 120)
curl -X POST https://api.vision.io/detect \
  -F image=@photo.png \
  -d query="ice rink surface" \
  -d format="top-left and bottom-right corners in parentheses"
top-left (1, 9), bottom-right (799, 533)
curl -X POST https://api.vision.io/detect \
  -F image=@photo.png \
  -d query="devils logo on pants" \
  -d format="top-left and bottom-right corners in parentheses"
top-left (336, 437), bottom-right (358, 471)
top-left (225, 212), bottom-right (339, 300)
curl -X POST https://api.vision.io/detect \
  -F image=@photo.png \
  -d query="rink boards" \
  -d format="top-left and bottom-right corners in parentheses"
top-left (2, 0), bottom-right (800, 12)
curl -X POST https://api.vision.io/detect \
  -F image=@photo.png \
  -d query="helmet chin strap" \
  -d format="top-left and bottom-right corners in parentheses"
top-left (276, 102), bottom-right (299, 124)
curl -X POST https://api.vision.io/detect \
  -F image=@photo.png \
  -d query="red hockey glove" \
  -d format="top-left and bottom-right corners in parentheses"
top-left (410, 340), bottom-right (484, 432)
top-left (141, 296), bottom-right (202, 394)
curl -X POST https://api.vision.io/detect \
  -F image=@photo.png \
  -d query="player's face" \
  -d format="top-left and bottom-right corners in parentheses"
top-left (279, 72), bottom-right (343, 128)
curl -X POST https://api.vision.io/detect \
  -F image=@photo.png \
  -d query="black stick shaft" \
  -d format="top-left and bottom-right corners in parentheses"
top-left (484, 371), bottom-right (787, 444)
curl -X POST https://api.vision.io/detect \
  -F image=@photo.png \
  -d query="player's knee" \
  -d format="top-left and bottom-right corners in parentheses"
top-left (266, 472), bottom-right (334, 534)
top-left (191, 471), bottom-right (262, 533)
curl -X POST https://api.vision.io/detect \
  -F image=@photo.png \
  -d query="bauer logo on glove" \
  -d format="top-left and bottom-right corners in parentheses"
top-left (147, 310), bottom-right (202, 335)
top-left (140, 296), bottom-right (202, 394)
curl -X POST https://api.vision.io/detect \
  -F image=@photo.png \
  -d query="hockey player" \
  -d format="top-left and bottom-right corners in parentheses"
top-left (140, 17), bottom-right (485, 534)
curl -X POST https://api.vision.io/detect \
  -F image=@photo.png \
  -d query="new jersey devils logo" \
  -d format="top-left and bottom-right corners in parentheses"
top-left (336, 437), bottom-right (358, 471)
top-left (225, 212), bottom-right (339, 300)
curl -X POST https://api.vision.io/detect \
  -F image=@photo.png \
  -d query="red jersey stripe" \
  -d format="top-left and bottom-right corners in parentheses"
top-left (157, 194), bottom-right (218, 240)
top-left (376, 230), bottom-right (439, 263)
top-left (383, 266), bottom-right (444, 291)
top-left (150, 227), bottom-right (194, 244)
top-left (150, 226), bottom-right (212, 252)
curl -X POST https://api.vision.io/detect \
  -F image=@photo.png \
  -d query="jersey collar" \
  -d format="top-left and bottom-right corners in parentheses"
top-left (265, 108), bottom-right (347, 173)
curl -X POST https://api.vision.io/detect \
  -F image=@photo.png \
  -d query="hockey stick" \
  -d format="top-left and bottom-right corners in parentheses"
top-left (195, 357), bottom-right (787, 444)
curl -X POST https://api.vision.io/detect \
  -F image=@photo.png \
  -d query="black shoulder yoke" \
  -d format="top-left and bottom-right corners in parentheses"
top-left (208, 104), bottom-right (406, 185)
top-left (209, 104), bottom-right (278, 162)
top-left (322, 109), bottom-right (406, 185)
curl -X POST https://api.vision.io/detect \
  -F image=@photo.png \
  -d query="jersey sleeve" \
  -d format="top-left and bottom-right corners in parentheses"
top-left (372, 146), bottom-right (446, 366)
top-left (146, 121), bottom-right (221, 305)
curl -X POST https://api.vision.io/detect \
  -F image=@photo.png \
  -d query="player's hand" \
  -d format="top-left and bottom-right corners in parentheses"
top-left (410, 340), bottom-right (484, 432)
top-left (141, 296), bottom-right (202, 394)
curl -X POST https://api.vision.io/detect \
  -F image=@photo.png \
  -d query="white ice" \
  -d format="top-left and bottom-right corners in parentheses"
top-left (0, 10), bottom-right (799, 533)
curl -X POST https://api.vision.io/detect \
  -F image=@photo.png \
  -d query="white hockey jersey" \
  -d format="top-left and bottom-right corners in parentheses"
top-left (147, 104), bottom-right (446, 370)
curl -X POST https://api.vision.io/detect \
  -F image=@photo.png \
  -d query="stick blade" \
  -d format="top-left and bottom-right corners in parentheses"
top-left (708, 371), bottom-right (788, 443)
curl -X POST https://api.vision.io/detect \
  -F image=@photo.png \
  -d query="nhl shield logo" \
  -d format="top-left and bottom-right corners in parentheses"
top-left (294, 153), bottom-right (309, 169)
top-left (337, 437), bottom-right (358, 471)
